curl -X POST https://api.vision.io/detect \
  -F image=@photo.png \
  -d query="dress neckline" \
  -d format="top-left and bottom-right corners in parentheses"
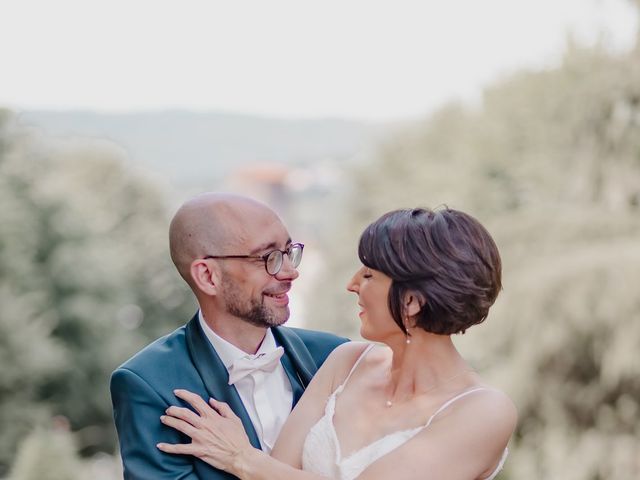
top-left (329, 384), bottom-right (491, 462)
top-left (327, 344), bottom-right (489, 463)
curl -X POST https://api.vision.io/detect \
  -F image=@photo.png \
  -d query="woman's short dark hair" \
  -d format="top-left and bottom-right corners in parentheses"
top-left (358, 207), bottom-right (502, 335)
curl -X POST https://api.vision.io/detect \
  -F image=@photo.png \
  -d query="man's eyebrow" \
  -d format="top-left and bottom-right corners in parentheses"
top-left (249, 238), bottom-right (292, 255)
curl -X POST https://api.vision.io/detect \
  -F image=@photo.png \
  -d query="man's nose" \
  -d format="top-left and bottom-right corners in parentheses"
top-left (275, 253), bottom-right (299, 281)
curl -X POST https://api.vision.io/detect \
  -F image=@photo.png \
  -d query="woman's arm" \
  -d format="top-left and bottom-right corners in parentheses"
top-left (157, 342), bottom-right (370, 479)
top-left (157, 391), bottom-right (323, 479)
top-left (270, 341), bottom-right (369, 466)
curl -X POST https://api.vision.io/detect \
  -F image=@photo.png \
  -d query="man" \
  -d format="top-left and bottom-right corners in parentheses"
top-left (110, 193), bottom-right (348, 479)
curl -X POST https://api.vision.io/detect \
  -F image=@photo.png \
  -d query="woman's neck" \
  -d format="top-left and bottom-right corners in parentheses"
top-left (385, 331), bottom-right (471, 402)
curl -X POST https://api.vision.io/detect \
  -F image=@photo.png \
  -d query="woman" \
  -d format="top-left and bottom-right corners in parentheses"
top-left (158, 207), bottom-right (517, 479)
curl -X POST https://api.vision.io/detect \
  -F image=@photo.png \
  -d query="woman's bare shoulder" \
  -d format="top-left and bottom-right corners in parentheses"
top-left (431, 386), bottom-right (518, 444)
top-left (323, 341), bottom-right (371, 368)
top-left (320, 341), bottom-right (372, 389)
top-left (464, 387), bottom-right (518, 429)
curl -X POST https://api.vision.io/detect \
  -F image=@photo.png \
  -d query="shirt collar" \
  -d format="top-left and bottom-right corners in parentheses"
top-left (198, 310), bottom-right (278, 370)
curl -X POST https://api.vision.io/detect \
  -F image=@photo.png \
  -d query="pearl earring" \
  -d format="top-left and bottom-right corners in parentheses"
top-left (404, 316), bottom-right (411, 344)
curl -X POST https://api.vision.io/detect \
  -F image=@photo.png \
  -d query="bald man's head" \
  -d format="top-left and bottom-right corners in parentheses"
top-left (169, 193), bottom-right (280, 287)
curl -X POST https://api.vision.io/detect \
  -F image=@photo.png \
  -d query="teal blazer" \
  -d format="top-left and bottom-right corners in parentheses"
top-left (110, 313), bottom-right (348, 479)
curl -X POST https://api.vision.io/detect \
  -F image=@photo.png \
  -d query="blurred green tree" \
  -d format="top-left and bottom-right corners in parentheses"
top-left (0, 110), bottom-right (195, 474)
top-left (9, 426), bottom-right (83, 480)
top-left (307, 13), bottom-right (640, 480)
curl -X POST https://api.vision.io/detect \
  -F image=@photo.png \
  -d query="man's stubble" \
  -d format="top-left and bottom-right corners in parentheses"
top-left (221, 276), bottom-right (289, 329)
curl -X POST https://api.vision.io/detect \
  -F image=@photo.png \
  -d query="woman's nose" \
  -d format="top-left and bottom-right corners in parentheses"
top-left (346, 274), bottom-right (359, 293)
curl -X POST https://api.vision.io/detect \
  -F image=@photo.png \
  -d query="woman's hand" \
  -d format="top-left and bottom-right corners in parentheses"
top-left (157, 389), bottom-right (256, 475)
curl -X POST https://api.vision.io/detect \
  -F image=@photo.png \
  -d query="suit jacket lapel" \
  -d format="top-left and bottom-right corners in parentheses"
top-left (185, 315), bottom-right (261, 450)
top-left (273, 326), bottom-right (318, 406)
top-left (279, 351), bottom-right (305, 406)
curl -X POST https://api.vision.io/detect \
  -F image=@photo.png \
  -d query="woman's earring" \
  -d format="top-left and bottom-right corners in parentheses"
top-left (404, 316), bottom-right (412, 344)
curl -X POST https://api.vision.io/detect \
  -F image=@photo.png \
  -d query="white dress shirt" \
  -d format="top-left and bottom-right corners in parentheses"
top-left (198, 311), bottom-right (293, 452)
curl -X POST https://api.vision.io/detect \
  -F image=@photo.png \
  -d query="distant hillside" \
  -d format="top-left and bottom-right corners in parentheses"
top-left (18, 110), bottom-right (378, 188)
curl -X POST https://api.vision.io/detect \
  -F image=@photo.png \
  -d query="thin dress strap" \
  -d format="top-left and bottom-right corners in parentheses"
top-left (425, 387), bottom-right (489, 427)
top-left (336, 344), bottom-right (375, 393)
top-left (425, 386), bottom-right (509, 480)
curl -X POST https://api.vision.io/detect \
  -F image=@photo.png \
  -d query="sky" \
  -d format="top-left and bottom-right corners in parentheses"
top-left (0, 0), bottom-right (637, 121)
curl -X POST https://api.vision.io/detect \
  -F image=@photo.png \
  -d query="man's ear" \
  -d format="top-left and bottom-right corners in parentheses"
top-left (190, 259), bottom-right (220, 296)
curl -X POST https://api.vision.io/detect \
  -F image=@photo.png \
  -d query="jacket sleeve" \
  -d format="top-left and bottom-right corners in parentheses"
top-left (110, 368), bottom-right (237, 480)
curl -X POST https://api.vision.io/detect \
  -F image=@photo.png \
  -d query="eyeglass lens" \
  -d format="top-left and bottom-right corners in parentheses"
top-left (265, 245), bottom-right (303, 274)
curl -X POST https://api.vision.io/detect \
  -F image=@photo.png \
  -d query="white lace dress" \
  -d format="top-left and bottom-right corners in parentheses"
top-left (301, 345), bottom-right (508, 480)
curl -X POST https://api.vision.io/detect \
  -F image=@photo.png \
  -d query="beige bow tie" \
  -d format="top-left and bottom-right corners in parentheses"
top-left (227, 346), bottom-right (285, 385)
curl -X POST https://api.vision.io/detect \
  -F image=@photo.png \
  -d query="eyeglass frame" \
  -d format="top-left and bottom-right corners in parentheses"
top-left (203, 242), bottom-right (304, 276)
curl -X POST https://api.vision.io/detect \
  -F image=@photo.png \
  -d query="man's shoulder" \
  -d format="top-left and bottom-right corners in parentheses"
top-left (283, 326), bottom-right (349, 346)
top-left (277, 326), bottom-right (349, 367)
top-left (114, 323), bottom-right (189, 375)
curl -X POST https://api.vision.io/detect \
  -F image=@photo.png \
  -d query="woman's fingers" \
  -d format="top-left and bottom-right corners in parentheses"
top-left (165, 405), bottom-right (201, 426)
top-left (160, 414), bottom-right (198, 438)
top-left (156, 442), bottom-right (195, 455)
top-left (174, 389), bottom-right (216, 417)
top-left (209, 398), bottom-right (237, 419)
top-left (159, 395), bottom-right (253, 475)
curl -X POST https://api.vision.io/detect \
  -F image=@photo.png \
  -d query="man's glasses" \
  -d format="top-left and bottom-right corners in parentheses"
top-left (204, 243), bottom-right (304, 276)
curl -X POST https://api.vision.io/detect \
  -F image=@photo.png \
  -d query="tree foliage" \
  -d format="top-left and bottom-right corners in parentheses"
top-left (307, 25), bottom-right (640, 480)
top-left (9, 427), bottom-right (83, 480)
top-left (0, 111), bottom-right (195, 474)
